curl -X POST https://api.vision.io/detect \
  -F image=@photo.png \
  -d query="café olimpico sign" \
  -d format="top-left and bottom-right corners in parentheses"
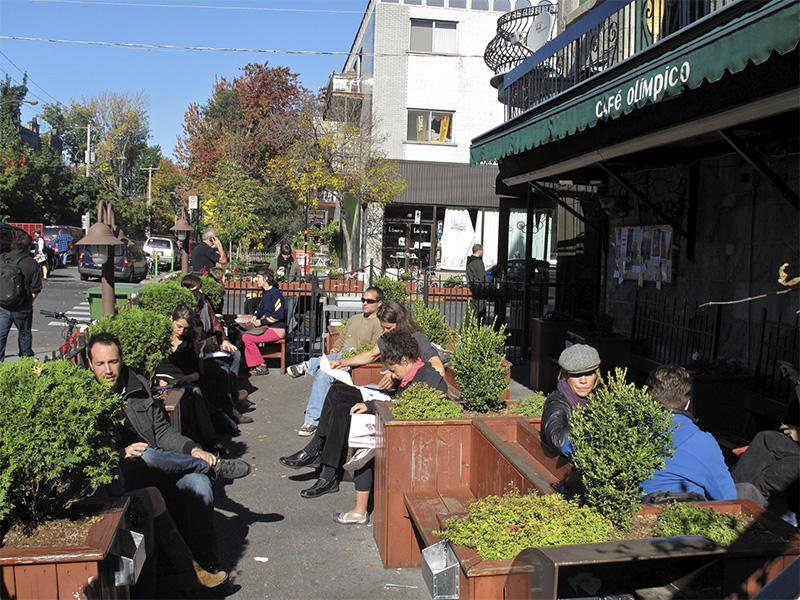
top-left (593, 59), bottom-right (692, 120)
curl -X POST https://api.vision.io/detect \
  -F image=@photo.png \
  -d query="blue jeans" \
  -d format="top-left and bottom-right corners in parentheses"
top-left (120, 446), bottom-right (219, 567)
top-left (303, 351), bottom-right (351, 425)
top-left (0, 306), bottom-right (33, 362)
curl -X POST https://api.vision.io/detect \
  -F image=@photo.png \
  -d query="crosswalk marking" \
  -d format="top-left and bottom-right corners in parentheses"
top-left (45, 304), bottom-right (92, 328)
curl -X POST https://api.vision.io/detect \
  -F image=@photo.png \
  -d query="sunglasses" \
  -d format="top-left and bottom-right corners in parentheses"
top-left (361, 298), bottom-right (379, 304)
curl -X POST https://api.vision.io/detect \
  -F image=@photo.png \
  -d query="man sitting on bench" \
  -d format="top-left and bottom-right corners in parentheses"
top-left (642, 363), bottom-right (737, 501)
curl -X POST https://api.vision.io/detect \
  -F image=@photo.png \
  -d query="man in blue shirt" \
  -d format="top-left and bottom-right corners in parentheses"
top-left (642, 363), bottom-right (737, 501)
top-left (49, 229), bottom-right (75, 266)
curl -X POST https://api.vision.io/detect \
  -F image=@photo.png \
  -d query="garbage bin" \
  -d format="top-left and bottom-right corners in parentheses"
top-left (84, 283), bottom-right (143, 321)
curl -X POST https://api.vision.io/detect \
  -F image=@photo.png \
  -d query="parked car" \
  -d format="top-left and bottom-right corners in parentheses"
top-left (42, 225), bottom-right (84, 264)
top-left (142, 236), bottom-right (179, 268)
top-left (486, 259), bottom-right (549, 283)
top-left (0, 223), bottom-right (27, 254)
top-left (78, 240), bottom-right (148, 282)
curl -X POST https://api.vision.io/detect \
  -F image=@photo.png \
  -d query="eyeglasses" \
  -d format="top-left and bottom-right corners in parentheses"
top-left (361, 298), bottom-right (379, 304)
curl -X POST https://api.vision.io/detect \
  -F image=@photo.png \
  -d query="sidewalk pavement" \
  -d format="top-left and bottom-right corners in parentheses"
top-left (210, 360), bottom-right (537, 599)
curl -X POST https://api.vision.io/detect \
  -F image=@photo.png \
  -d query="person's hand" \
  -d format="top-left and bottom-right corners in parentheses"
top-left (350, 402), bottom-right (368, 415)
top-left (378, 371), bottom-right (395, 389)
top-left (124, 442), bottom-right (148, 460)
top-left (191, 447), bottom-right (217, 466)
top-left (221, 340), bottom-right (237, 354)
top-left (329, 358), bottom-right (343, 369)
top-left (779, 424), bottom-right (799, 443)
top-left (777, 360), bottom-right (800, 383)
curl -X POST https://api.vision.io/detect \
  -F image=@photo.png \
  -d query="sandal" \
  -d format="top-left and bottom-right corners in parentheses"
top-left (332, 511), bottom-right (369, 524)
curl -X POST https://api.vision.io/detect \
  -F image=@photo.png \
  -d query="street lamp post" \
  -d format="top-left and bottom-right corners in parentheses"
top-left (76, 201), bottom-right (123, 317)
top-left (170, 212), bottom-right (193, 275)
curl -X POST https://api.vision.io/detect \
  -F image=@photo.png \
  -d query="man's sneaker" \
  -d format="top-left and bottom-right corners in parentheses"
top-left (249, 364), bottom-right (269, 376)
top-left (298, 422), bottom-right (317, 437)
top-left (287, 361), bottom-right (309, 378)
top-left (213, 458), bottom-right (251, 480)
top-left (343, 447), bottom-right (375, 471)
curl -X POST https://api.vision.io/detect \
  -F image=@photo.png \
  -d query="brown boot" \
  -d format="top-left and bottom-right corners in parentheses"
top-left (154, 512), bottom-right (229, 589)
top-left (192, 560), bottom-right (228, 588)
top-left (233, 409), bottom-right (253, 424)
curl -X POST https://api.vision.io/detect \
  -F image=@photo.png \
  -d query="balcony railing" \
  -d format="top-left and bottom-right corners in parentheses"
top-left (484, 2), bottom-right (559, 77)
top-left (494, 0), bottom-right (737, 120)
top-left (323, 72), bottom-right (363, 122)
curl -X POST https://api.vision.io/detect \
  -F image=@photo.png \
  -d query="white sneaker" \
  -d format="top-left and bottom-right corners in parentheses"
top-left (287, 361), bottom-right (309, 378)
top-left (298, 422), bottom-right (318, 436)
top-left (343, 448), bottom-right (375, 471)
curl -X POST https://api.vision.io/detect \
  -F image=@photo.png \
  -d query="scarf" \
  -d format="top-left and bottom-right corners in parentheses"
top-left (558, 378), bottom-right (589, 409)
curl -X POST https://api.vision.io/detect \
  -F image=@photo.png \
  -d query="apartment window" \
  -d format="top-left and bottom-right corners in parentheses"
top-left (449, 0), bottom-right (467, 7)
top-left (427, 0), bottom-right (445, 6)
top-left (407, 110), bottom-right (454, 143)
top-left (472, 0), bottom-right (489, 9)
top-left (410, 19), bottom-right (458, 54)
top-left (493, 0), bottom-right (510, 11)
top-left (381, 0), bottom-right (399, 3)
top-left (515, 0), bottom-right (531, 8)
top-left (404, 0), bottom-right (422, 4)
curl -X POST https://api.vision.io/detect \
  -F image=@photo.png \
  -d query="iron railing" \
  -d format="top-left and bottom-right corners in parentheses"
top-left (754, 308), bottom-right (799, 403)
top-left (484, 3), bottom-right (559, 76)
top-left (497, 0), bottom-right (737, 120)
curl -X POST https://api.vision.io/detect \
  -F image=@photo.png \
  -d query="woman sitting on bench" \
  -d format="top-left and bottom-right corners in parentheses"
top-left (279, 330), bottom-right (448, 522)
top-left (238, 267), bottom-right (285, 377)
top-left (541, 344), bottom-right (601, 456)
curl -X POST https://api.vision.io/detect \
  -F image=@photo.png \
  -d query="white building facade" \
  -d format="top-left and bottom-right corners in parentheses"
top-left (327, 0), bottom-right (542, 273)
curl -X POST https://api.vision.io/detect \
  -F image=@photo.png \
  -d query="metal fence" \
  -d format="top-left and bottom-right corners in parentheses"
top-left (754, 308), bottom-right (799, 402)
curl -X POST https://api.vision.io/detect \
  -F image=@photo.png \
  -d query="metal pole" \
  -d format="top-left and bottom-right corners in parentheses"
top-left (101, 245), bottom-right (116, 317)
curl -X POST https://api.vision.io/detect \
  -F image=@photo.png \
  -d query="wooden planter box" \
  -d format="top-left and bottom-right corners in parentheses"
top-left (434, 500), bottom-right (799, 600)
top-left (429, 287), bottom-right (471, 299)
top-left (444, 362), bottom-right (512, 403)
top-left (1, 497), bottom-right (131, 600)
top-left (373, 405), bottom-right (541, 568)
top-left (322, 279), bottom-right (363, 294)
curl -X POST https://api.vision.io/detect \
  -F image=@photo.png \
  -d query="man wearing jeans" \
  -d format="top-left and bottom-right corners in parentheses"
top-left (288, 286), bottom-right (383, 436)
top-left (0, 232), bottom-right (42, 362)
top-left (87, 333), bottom-right (250, 572)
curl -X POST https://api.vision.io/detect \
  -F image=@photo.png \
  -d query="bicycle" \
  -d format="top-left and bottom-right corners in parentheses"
top-left (40, 310), bottom-right (92, 342)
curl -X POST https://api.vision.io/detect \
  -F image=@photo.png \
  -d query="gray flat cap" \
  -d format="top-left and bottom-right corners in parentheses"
top-left (558, 344), bottom-right (601, 375)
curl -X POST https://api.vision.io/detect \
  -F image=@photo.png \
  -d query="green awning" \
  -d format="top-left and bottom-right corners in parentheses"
top-left (471, 0), bottom-right (800, 166)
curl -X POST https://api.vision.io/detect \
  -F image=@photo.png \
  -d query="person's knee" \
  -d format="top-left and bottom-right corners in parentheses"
top-left (176, 473), bottom-right (214, 504)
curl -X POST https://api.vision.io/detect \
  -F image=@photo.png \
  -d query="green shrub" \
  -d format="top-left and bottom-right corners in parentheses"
top-left (0, 358), bottom-right (125, 527)
top-left (411, 300), bottom-right (452, 348)
top-left (178, 273), bottom-right (223, 312)
top-left (450, 312), bottom-right (510, 413)
top-left (137, 279), bottom-right (194, 317)
top-left (570, 369), bottom-right (676, 528)
top-left (373, 275), bottom-right (408, 304)
top-left (341, 343), bottom-right (376, 358)
top-left (655, 502), bottom-right (747, 547)
top-left (512, 391), bottom-right (547, 417)
top-left (391, 383), bottom-right (462, 419)
top-left (442, 275), bottom-right (463, 289)
top-left (89, 306), bottom-right (172, 379)
top-left (436, 488), bottom-right (611, 560)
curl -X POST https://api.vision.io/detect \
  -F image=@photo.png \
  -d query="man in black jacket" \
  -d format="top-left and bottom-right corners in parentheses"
top-left (0, 232), bottom-right (42, 361)
top-left (465, 243), bottom-right (487, 324)
top-left (88, 332), bottom-right (250, 571)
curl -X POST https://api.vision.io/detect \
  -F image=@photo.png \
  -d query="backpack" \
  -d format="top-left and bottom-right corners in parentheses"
top-left (0, 253), bottom-right (27, 308)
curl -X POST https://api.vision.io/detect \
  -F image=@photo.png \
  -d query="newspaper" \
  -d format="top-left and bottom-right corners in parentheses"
top-left (319, 354), bottom-right (392, 402)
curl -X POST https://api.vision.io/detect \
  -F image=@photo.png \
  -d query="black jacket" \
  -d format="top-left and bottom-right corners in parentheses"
top-left (465, 255), bottom-right (486, 285)
top-left (2, 250), bottom-right (42, 309)
top-left (541, 389), bottom-right (572, 452)
top-left (117, 366), bottom-right (198, 455)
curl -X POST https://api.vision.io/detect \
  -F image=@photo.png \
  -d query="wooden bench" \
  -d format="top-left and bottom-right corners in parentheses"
top-left (258, 339), bottom-right (287, 374)
top-left (404, 489), bottom-right (475, 553)
top-left (155, 388), bottom-right (184, 433)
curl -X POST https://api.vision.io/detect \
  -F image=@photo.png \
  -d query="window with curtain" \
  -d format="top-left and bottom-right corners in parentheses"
top-left (410, 19), bottom-right (458, 53)
top-left (407, 110), bottom-right (454, 143)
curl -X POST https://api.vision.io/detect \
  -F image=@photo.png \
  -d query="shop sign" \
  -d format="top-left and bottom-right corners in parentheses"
top-left (594, 59), bottom-right (691, 120)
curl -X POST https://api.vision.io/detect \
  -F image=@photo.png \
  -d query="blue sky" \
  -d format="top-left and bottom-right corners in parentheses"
top-left (0, 0), bottom-right (367, 159)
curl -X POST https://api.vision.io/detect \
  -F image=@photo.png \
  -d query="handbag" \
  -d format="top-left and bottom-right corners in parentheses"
top-left (348, 413), bottom-right (376, 449)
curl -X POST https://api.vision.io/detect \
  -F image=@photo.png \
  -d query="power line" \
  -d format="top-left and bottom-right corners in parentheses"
top-left (0, 35), bottom-right (486, 58)
top-left (30, 0), bottom-right (365, 14)
top-left (0, 51), bottom-right (62, 104)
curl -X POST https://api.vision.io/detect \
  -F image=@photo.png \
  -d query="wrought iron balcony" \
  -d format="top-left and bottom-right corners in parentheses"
top-left (484, 2), bottom-right (558, 79)
top-left (491, 0), bottom-right (737, 120)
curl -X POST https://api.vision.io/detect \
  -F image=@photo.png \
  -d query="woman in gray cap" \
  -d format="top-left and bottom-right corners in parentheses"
top-left (541, 344), bottom-right (601, 455)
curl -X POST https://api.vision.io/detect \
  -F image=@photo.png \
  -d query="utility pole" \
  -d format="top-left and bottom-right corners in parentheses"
top-left (140, 165), bottom-right (159, 239)
top-left (85, 123), bottom-right (92, 177)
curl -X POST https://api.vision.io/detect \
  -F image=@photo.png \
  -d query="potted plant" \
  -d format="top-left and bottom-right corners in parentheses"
top-left (89, 306), bottom-right (173, 381)
top-left (391, 383), bottom-right (463, 420)
top-left (373, 275), bottom-right (408, 304)
top-left (0, 358), bottom-right (132, 599)
top-left (449, 313), bottom-right (511, 411)
top-left (137, 279), bottom-right (195, 317)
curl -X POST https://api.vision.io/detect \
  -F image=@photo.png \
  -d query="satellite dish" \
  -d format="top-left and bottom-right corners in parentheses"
top-left (525, 9), bottom-right (554, 53)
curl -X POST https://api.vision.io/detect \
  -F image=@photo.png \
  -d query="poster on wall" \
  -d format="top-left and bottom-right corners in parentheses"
top-left (613, 225), bottom-right (674, 284)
